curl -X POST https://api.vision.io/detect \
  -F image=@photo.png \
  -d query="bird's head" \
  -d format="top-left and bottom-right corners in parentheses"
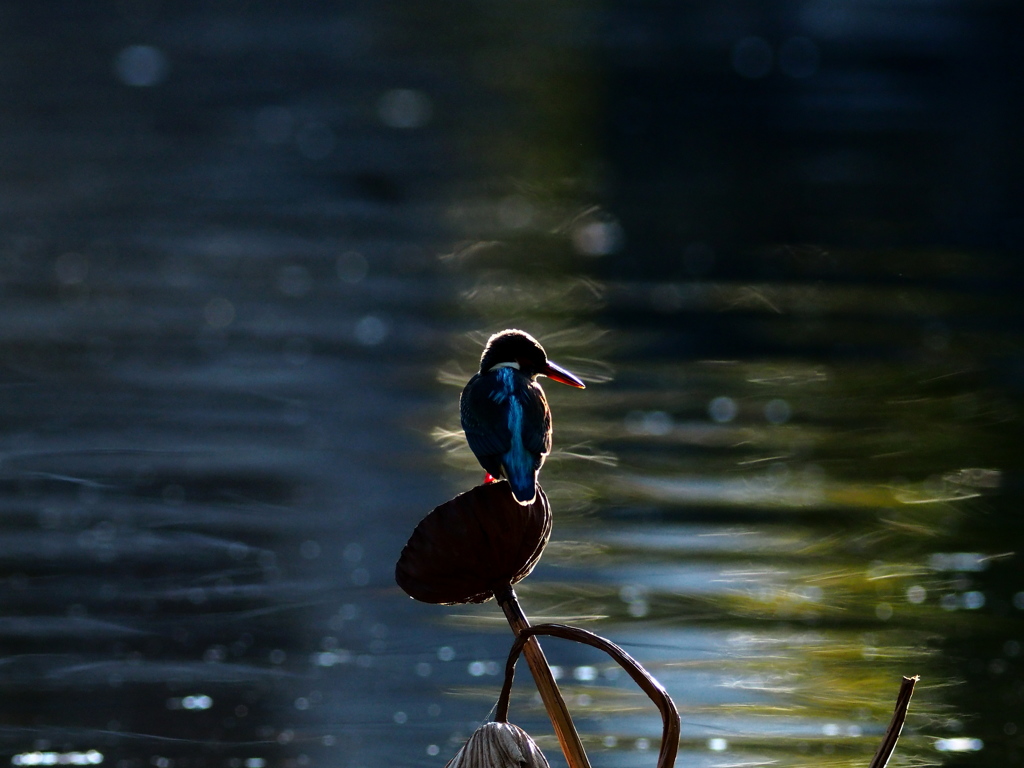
top-left (479, 329), bottom-right (586, 388)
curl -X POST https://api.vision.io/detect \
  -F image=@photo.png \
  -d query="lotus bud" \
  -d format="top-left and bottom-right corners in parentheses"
top-left (445, 722), bottom-right (550, 768)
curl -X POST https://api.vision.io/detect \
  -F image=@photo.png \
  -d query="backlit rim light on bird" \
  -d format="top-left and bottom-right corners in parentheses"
top-left (460, 329), bottom-right (585, 506)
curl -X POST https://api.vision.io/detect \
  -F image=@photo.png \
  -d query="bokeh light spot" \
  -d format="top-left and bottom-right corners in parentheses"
top-left (336, 251), bottom-right (369, 283)
top-left (13, 752), bottom-right (103, 766)
top-left (627, 599), bottom-right (649, 618)
top-left (378, 89), bottom-right (433, 129)
top-left (55, 252), bottom-right (89, 285)
top-left (498, 195), bottom-right (535, 229)
top-left (935, 738), bottom-right (983, 752)
top-left (572, 219), bottom-right (624, 256)
top-left (929, 552), bottom-right (987, 572)
top-left (343, 542), bottom-right (363, 563)
top-left (283, 337), bottom-right (312, 367)
top-left (962, 591), bottom-right (985, 610)
top-left (764, 398), bottom-right (792, 424)
top-left (625, 410), bottom-right (669, 435)
top-left (709, 396), bottom-right (738, 423)
top-left (573, 666), bottom-right (598, 681)
top-left (278, 264), bottom-right (312, 297)
top-left (354, 315), bottom-right (389, 346)
top-left (114, 45), bottom-right (168, 87)
top-left (181, 695), bottom-right (212, 710)
top-left (204, 297), bottom-right (235, 329)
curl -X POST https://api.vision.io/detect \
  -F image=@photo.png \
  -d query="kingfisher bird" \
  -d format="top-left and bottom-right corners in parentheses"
top-left (460, 329), bottom-right (585, 505)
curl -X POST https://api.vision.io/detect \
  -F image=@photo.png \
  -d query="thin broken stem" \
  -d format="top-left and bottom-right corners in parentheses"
top-left (494, 586), bottom-right (591, 768)
top-left (868, 675), bottom-right (919, 768)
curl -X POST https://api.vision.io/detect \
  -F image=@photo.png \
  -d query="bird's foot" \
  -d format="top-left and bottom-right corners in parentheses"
top-left (483, 473), bottom-right (498, 484)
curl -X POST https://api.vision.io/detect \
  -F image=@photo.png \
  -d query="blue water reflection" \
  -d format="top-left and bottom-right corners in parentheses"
top-left (1, 2), bottom-right (1022, 768)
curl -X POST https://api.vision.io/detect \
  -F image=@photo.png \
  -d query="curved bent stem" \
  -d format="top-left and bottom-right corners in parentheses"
top-left (496, 623), bottom-right (680, 768)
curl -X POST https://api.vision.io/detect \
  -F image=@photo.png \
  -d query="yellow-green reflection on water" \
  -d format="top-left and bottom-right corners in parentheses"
top-left (429, 236), bottom-right (1016, 768)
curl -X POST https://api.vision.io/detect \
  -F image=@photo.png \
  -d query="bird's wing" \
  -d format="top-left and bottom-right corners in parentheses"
top-left (460, 374), bottom-right (512, 462)
top-left (519, 382), bottom-right (552, 469)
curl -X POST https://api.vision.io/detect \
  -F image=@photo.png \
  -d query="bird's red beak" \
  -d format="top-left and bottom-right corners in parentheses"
top-left (543, 360), bottom-right (586, 388)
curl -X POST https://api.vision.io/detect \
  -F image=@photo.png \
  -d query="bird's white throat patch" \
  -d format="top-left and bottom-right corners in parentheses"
top-left (488, 361), bottom-right (521, 372)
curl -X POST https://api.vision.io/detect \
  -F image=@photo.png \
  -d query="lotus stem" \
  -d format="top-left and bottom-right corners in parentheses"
top-left (868, 675), bottom-right (919, 768)
top-left (497, 623), bottom-right (679, 768)
top-left (494, 586), bottom-right (591, 768)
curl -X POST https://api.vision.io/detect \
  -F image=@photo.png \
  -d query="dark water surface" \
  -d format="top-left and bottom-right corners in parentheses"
top-left (1, 3), bottom-right (1022, 768)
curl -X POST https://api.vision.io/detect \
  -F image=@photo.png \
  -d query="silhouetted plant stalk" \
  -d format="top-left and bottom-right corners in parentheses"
top-left (396, 483), bottom-right (591, 768)
top-left (493, 586), bottom-right (590, 768)
top-left (868, 675), bottom-right (918, 768)
top-left (495, 622), bottom-right (680, 768)
top-left (396, 482), bottom-right (918, 767)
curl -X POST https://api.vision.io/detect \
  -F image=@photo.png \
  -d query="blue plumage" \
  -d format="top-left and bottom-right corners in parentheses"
top-left (496, 368), bottom-right (535, 501)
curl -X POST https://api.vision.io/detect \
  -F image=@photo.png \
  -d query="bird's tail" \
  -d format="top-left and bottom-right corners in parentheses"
top-left (505, 470), bottom-right (537, 506)
top-left (500, 425), bottom-right (538, 504)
